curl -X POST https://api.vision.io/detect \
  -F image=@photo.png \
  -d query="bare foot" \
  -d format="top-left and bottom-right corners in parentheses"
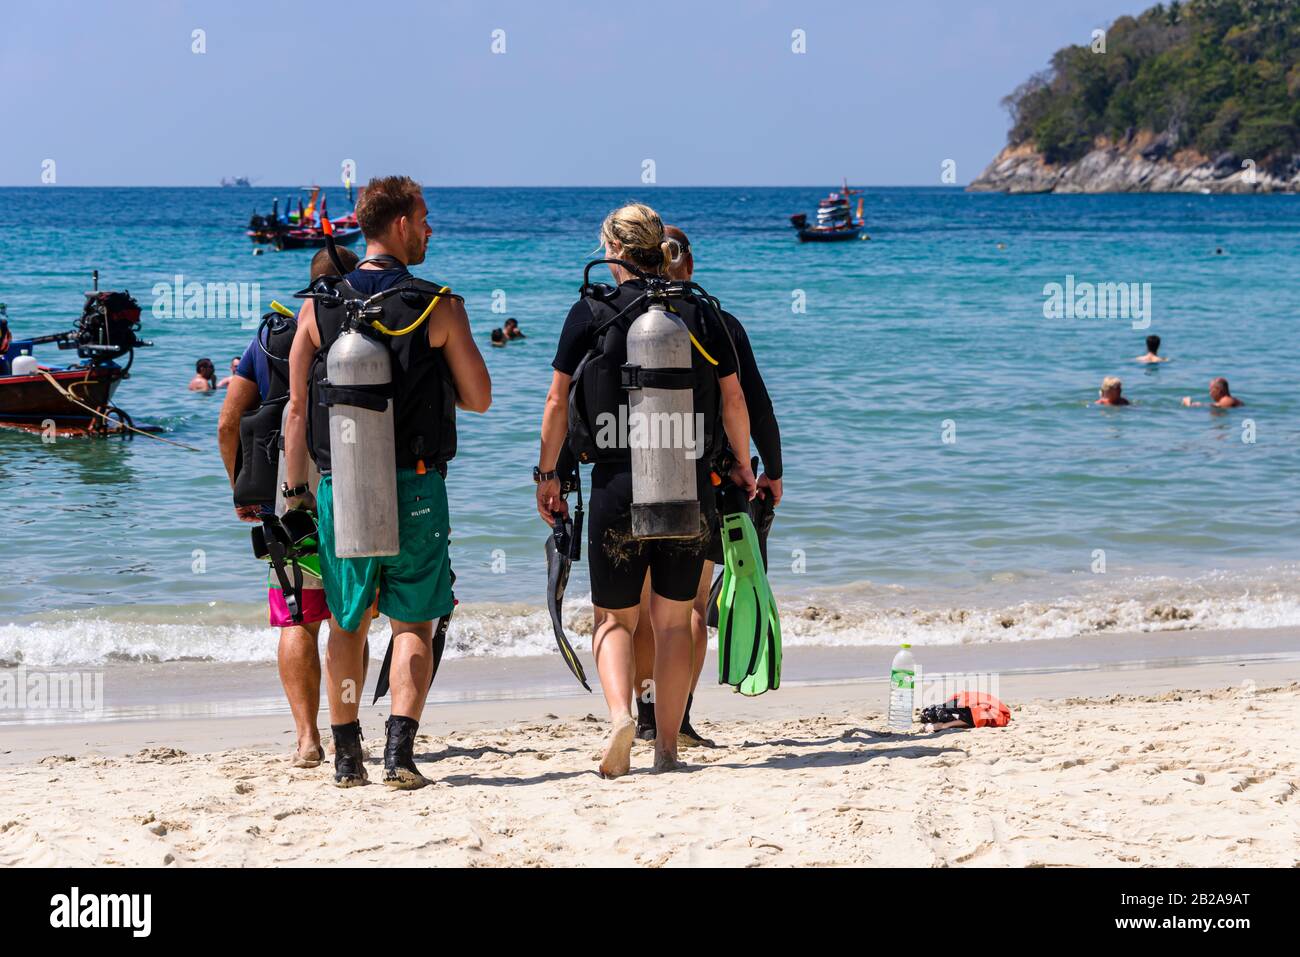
top-left (652, 750), bottom-right (686, 773)
top-left (291, 742), bottom-right (325, 768)
top-left (598, 716), bottom-right (636, 779)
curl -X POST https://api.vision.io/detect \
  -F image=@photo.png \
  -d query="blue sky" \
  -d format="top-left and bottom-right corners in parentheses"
top-left (2, 0), bottom-right (1144, 186)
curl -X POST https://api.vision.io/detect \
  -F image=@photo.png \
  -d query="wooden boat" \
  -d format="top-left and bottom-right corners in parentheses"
top-left (248, 187), bottom-right (362, 249)
top-left (790, 180), bottom-right (868, 242)
top-left (0, 364), bottom-right (126, 427)
top-left (0, 273), bottom-right (151, 431)
top-left (273, 224), bottom-right (362, 250)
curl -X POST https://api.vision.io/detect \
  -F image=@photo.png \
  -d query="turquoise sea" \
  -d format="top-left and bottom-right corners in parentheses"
top-left (1, 186), bottom-right (1298, 667)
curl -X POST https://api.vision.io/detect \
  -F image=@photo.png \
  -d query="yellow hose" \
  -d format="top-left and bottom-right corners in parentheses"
top-left (369, 286), bottom-right (451, 336)
top-left (688, 331), bottom-right (718, 366)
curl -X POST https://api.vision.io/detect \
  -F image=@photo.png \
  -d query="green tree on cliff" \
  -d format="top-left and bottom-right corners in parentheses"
top-left (1003, 0), bottom-right (1300, 168)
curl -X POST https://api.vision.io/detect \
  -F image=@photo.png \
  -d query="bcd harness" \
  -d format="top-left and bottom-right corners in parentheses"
top-left (298, 256), bottom-right (463, 478)
top-left (565, 258), bottom-right (739, 468)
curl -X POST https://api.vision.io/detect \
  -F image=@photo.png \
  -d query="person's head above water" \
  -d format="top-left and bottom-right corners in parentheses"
top-left (196, 357), bottom-right (214, 376)
top-left (1209, 377), bottom-right (1232, 400)
top-left (1145, 334), bottom-right (1160, 355)
top-left (310, 245), bottom-right (360, 281)
top-left (599, 203), bottom-right (673, 280)
top-left (1099, 376), bottom-right (1125, 402)
top-left (354, 175), bottom-right (429, 266)
top-left (663, 225), bottom-right (693, 281)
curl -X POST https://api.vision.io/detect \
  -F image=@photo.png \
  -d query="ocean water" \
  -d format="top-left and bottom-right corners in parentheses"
top-left (1, 186), bottom-right (1298, 667)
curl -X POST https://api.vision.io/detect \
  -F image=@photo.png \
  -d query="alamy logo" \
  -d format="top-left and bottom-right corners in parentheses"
top-left (594, 409), bottom-right (706, 459)
top-left (50, 887), bottom-right (151, 937)
top-left (151, 273), bottom-right (261, 325)
top-left (1042, 274), bottom-right (1151, 329)
top-left (0, 667), bottom-right (103, 717)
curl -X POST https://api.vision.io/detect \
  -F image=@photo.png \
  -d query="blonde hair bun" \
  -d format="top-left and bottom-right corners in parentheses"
top-left (600, 203), bottom-right (666, 273)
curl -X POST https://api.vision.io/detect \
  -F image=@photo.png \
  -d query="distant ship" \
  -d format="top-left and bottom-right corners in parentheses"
top-left (220, 176), bottom-right (253, 188)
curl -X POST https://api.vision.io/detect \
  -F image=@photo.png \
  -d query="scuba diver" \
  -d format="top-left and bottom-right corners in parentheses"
top-left (218, 247), bottom-right (372, 769)
top-left (535, 203), bottom-right (755, 777)
top-left (631, 225), bottom-right (783, 745)
top-left (283, 175), bottom-right (491, 789)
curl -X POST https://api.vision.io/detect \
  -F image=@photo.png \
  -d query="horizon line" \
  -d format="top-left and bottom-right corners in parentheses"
top-left (0, 183), bottom-right (973, 190)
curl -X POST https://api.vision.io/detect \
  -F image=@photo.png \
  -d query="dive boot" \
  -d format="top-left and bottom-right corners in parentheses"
top-left (382, 715), bottom-right (429, 790)
top-left (678, 694), bottom-right (716, 748)
top-left (331, 720), bottom-right (368, 788)
top-left (635, 696), bottom-right (657, 741)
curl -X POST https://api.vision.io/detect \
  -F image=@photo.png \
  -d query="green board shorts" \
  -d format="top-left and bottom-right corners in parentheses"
top-left (316, 468), bottom-right (455, 632)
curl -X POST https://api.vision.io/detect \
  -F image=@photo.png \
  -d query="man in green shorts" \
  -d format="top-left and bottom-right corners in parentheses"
top-left (284, 175), bottom-right (491, 788)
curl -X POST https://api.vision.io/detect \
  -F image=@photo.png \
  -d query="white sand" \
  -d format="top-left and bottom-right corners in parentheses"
top-left (2, 660), bottom-right (1296, 867)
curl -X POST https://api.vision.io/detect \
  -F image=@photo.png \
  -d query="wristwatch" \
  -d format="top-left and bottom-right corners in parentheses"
top-left (533, 467), bottom-right (558, 484)
top-left (281, 481), bottom-right (309, 498)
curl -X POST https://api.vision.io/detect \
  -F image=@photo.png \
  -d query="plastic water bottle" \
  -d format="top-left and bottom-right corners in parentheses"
top-left (887, 644), bottom-right (916, 731)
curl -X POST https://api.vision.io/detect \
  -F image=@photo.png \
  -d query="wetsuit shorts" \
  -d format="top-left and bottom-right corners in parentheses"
top-left (316, 468), bottom-right (455, 631)
top-left (587, 462), bottom-right (714, 608)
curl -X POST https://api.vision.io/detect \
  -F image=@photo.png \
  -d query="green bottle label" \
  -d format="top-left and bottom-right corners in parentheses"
top-left (890, 668), bottom-right (914, 690)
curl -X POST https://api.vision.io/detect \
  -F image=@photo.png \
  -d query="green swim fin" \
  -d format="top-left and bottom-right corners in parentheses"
top-left (716, 501), bottom-right (782, 695)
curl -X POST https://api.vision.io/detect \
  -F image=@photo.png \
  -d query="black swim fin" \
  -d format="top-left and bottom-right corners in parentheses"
top-left (546, 508), bottom-right (591, 691)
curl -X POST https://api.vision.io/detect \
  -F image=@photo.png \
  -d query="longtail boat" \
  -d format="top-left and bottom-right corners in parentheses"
top-left (0, 272), bottom-right (152, 432)
top-left (789, 180), bottom-right (869, 242)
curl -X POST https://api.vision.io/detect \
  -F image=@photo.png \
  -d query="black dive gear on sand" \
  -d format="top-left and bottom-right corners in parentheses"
top-left (232, 309), bottom-right (297, 508)
top-left (920, 704), bottom-right (975, 727)
top-left (300, 263), bottom-right (462, 476)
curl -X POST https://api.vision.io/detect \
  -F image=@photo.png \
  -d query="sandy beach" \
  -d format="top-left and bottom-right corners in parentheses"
top-left (2, 631), bottom-right (1296, 868)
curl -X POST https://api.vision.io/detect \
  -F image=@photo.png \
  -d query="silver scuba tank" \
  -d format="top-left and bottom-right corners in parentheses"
top-left (625, 301), bottom-right (700, 539)
top-left (326, 329), bottom-right (399, 557)
top-left (274, 403), bottom-right (320, 517)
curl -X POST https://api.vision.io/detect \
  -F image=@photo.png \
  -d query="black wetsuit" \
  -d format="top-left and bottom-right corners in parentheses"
top-left (706, 307), bottom-right (782, 563)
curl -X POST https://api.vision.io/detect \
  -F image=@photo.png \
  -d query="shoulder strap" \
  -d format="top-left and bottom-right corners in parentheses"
top-left (356, 254), bottom-right (406, 269)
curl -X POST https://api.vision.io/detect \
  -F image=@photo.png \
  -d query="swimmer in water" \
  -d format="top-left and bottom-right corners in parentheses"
top-left (189, 357), bottom-right (216, 392)
top-left (1095, 376), bottom-right (1130, 406)
top-left (1182, 377), bottom-right (1242, 408)
top-left (1136, 334), bottom-right (1168, 364)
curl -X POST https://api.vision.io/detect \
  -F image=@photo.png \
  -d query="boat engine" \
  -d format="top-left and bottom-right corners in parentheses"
top-left (61, 288), bottom-right (147, 366)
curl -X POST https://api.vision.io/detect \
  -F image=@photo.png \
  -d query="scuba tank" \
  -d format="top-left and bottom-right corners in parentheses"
top-left (622, 300), bottom-right (700, 539)
top-left (301, 232), bottom-right (461, 558)
top-left (324, 327), bottom-right (399, 557)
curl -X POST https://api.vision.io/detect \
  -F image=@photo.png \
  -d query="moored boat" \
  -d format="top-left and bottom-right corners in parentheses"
top-left (789, 180), bottom-right (869, 242)
top-left (0, 273), bottom-right (152, 432)
top-left (248, 187), bottom-right (362, 249)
